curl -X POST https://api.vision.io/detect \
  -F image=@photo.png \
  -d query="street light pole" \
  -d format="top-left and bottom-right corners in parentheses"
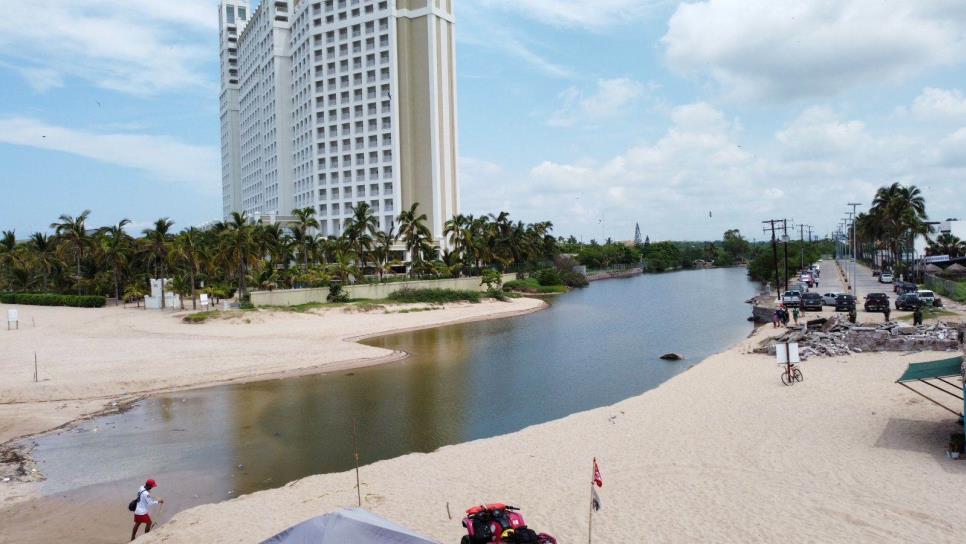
top-left (847, 203), bottom-right (861, 297)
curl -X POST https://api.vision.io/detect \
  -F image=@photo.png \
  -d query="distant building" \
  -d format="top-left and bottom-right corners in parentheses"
top-left (218, 0), bottom-right (460, 242)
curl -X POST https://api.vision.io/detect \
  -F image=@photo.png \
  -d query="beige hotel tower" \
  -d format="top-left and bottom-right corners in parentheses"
top-left (219, 0), bottom-right (459, 241)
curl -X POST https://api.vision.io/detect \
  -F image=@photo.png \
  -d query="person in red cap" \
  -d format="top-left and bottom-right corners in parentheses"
top-left (131, 478), bottom-right (163, 541)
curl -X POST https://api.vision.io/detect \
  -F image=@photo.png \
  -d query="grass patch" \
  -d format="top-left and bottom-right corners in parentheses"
top-left (503, 278), bottom-right (568, 294)
top-left (182, 311), bottom-right (220, 323)
top-left (344, 302), bottom-right (386, 313)
top-left (896, 308), bottom-right (960, 321)
top-left (386, 305), bottom-right (442, 314)
top-left (387, 288), bottom-right (481, 304)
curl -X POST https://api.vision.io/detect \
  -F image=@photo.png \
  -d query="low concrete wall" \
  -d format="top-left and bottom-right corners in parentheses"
top-left (250, 273), bottom-right (517, 307)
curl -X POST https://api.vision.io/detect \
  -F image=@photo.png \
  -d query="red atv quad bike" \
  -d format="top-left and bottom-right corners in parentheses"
top-left (460, 503), bottom-right (557, 544)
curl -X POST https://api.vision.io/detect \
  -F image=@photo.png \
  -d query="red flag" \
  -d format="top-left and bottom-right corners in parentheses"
top-left (593, 458), bottom-right (603, 488)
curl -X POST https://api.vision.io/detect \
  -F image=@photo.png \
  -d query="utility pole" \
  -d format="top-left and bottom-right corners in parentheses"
top-left (797, 223), bottom-right (806, 271)
top-left (781, 219), bottom-right (789, 293)
top-left (762, 219), bottom-right (783, 295)
top-left (847, 203), bottom-right (861, 296)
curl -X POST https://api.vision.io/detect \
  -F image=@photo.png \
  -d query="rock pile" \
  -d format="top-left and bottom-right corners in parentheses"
top-left (755, 317), bottom-right (964, 359)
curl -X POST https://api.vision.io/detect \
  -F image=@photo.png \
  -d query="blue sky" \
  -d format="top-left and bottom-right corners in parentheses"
top-left (1, 0), bottom-right (965, 242)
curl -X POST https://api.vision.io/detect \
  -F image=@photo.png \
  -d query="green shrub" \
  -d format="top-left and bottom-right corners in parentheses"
top-left (535, 268), bottom-right (563, 286)
top-left (387, 288), bottom-right (481, 304)
top-left (0, 293), bottom-right (106, 308)
top-left (503, 278), bottom-right (568, 294)
top-left (481, 269), bottom-right (502, 290)
top-left (503, 278), bottom-right (540, 292)
top-left (327, 284), bottom-right (350, 303)
top-left (485, 288), bottom-right (509, 301)
top-left (560, 271), bottom-right (589, 288)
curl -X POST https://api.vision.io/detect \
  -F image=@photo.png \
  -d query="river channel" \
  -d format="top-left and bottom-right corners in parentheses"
top-left (7, 268), bottom-right (757, 541)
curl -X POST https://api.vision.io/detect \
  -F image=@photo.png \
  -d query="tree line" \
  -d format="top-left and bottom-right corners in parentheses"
top-left (0, 203), bottom-right (559, 308)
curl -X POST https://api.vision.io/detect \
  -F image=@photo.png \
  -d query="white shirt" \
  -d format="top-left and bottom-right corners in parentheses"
top-left (134, 486), bottom-right (158, 515)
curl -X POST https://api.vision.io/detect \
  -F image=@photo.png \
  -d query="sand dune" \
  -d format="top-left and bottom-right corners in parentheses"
top-left (139, 333), bottom-right (966, 543)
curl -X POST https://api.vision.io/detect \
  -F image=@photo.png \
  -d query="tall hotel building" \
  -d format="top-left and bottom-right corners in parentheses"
top-left (219, 0), bottom-right (459, 241)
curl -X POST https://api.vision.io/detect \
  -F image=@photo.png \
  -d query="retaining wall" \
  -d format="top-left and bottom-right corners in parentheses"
top-left (250, 273), bottom-right (517, 306)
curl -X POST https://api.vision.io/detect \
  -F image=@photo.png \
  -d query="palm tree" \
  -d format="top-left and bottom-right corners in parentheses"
top-left (327, 249), bottom-right (360, 284)
top-left (142, 218), bottom-right (175, 308)
top-left (928, 232), bottom-right (966, 258)
top-left (343, 203), bottom-right (379, 274)
top-left (123, 282), bottom-right (148, 309)
top-left (171, 227), bottom-right (203, 309)
top-left (50, 210), bottom-right (91, 289)
top-left (396, 203), bottom-right (433, 274)
top-left (371, 226), bottom-right (397, 281)
top-left (98, 220), bottom-right (132, 304)
top-left (291, 207), bottom-right (319, 271)
top-left (218, 211), bottom-right (258, 301)
top-left (871, 182), bottom-right (931, 273)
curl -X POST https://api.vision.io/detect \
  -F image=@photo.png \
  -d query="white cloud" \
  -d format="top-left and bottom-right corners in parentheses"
top-left (935, 127), bottom-right (966, 167)
top-left (909, 87), bottom-right (966, 120)
top-left (460, 101), bottom-right (966, 240)
top-left (0, 0), bottom-right (215, 95)
top-left (548, 78), bottom-right (646, 127)
top-left (457, 4), bottom-right (574, 78)
top-left (17, 66), bottom-right (64, 92)
top-left (662, 0), bottom-right (966, 101)
top-left (776, 107), bottom-right (871, 160)
top-left (480, 0), bottom-right (666, 29)
top-left (0, 117), bottom-right (220, 193)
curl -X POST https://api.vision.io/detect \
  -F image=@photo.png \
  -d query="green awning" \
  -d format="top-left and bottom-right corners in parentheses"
top-left (896, 357), bottom-right (964, 383)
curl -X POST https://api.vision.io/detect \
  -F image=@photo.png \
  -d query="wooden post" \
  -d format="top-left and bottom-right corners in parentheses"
top-left (588, 458), bottom-right (595, 544)
top-left (353, 418), bottom-right (362, 507)
top-left (34, 352), bottom-right (38, 383)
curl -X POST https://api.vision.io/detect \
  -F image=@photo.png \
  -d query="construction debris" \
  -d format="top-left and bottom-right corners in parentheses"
top-left (755, 317), bottom-right (964, 359)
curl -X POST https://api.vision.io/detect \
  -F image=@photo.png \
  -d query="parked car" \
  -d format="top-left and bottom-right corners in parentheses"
top-left (916, 290), bottom-right (942, 307)
top-left (782, 290), bottom-right (802, 308)
top-left (794, 282), bottom-right (810, 294)
top-left (822, 292), bottom-right (840, 305)
top-left (895, 293), bottom-right (921, 310)
top-left (895, 281), bottom-right (917, 294)
top-left (835, 294), bottom-right (856, 311)
top-left (872, 269), bottom-right (881, 277)
top-left (864, 292), bottom-right (890, 312)
top-left (879, 272), bottom-right (894, 283)
top-left (801, 292), bottom-right (823, 311)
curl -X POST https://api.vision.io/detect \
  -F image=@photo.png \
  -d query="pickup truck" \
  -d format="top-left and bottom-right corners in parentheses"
top-left (864, 293), bottom-right (890, 312)
top-left (782, 291), bottom-right (802, 308)
top-left (917, 290), bottom-right (942, 307)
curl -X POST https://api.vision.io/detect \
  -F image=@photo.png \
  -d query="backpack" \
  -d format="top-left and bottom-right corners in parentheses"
top-left (128, 490), bottom-right (145, 512)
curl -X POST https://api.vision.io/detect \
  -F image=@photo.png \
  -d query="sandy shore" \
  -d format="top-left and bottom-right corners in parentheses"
top-left (134, 329), bottom-right (965, 543)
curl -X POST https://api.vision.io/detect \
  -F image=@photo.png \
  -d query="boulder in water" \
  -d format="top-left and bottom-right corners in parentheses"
top-left (660, 353), bottom-right (684, 361)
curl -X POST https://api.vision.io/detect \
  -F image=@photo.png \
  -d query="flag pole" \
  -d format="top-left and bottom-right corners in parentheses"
top-left (353, 417), bottom-right (362, 507)
top-left (588, 457), bottom-right (595, 544)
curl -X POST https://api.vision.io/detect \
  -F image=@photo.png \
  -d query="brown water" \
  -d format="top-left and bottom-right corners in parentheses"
top-left (3, 268), bottom-right (757, 543)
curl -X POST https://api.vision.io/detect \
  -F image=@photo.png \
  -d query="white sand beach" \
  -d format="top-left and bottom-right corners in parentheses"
top-left (132, 331), bottom-right (965, 543)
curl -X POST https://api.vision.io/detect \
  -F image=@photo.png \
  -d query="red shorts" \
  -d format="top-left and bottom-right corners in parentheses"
top-left (134, 513), bottom-right (152, 524)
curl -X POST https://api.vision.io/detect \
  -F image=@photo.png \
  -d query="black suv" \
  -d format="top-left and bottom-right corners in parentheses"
top-left (800, 292), bottom-right (823, 311)
top-left (864, 293), bottom-right (889, 312)
top-left (835, 294), bottom-right (856, 311)
top-left (895, 293), bottom-right (921, 310)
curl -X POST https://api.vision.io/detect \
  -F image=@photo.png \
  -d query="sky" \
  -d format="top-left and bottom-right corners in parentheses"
top-left (1, 0), bottom-right (965, 243)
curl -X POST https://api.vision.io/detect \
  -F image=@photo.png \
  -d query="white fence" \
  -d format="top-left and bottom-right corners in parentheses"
top-left (250, 273), bottom-right (518, 307)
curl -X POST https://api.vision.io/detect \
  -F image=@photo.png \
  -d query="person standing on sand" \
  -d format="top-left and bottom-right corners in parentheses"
top-left (773, 308), bottom-right (781, 328)
top-left (884, 306), bottom-right (891, 323)
top-left (792, 307), bottom-right (800, 325)
top-left (131, 479), bottom-right (163, 541)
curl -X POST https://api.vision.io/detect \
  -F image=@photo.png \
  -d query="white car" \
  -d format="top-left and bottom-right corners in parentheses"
top-left (822, 293), bottom-right (839, 305)
top-left (879, 272), bottom-right (894, 283)
top-left (917, 290), bottom-right (937, 306)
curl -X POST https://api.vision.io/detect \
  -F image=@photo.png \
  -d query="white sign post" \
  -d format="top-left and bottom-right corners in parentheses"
top-left (200, 293), bottom-right (210, 309)
top-left (776, 342), bottom-right (800, 365)
top-left (7, 309), bottom-right (18, 330)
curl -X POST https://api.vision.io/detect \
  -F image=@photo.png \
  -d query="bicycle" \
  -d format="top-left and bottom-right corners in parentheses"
top-left (780, 363), bottom-right (803, 386)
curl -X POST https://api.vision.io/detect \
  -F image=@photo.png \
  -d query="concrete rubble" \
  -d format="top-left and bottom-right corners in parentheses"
top-left (755, 317), bottom-right (965, 359)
